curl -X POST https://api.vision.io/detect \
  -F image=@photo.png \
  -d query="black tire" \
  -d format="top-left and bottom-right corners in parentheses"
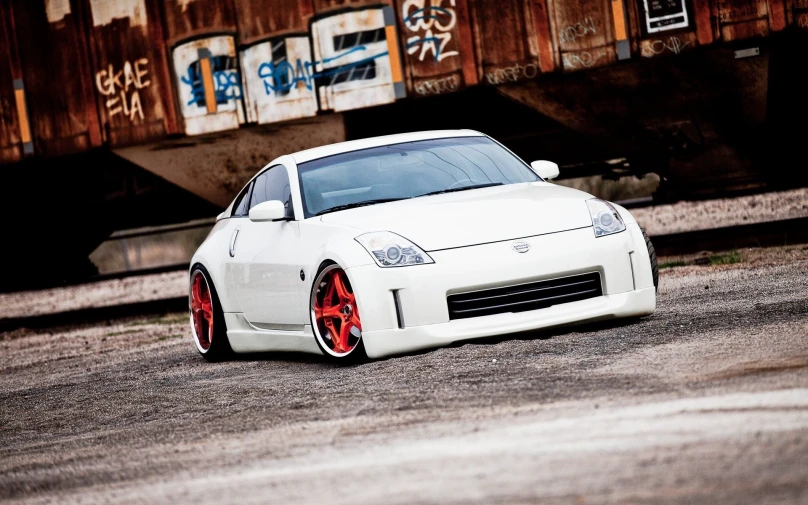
top-left (641, 227), bottom-right (659, 291)
top-left (190, 265), bottom-right (232, 361)
top-left (309, 261), bottom-right (368, 364)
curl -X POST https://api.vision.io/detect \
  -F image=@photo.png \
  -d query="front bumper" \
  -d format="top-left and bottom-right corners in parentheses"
top-left (347, 223), bottom-right (656, 359)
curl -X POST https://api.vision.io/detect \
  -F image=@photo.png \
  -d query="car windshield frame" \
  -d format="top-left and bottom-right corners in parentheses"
top-left (296, 136), bottom-right (540, 218)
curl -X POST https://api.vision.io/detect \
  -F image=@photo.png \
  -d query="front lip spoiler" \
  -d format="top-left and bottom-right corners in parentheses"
top-left (424, 225), bottom-right (594, 253)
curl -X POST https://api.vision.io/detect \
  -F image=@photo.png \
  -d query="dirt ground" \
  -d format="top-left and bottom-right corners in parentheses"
top-left (1, 245), bottom-right (807, 504)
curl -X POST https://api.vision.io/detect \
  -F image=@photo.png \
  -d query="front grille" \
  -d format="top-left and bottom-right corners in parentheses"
top-left (447, 272), bottom-right (603, 320)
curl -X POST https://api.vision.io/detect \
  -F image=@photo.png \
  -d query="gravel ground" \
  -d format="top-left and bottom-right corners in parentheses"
top-left (1, 245), bottom-right (807, 504)
top-left (631, 187), bottom-right (808, 235)
top-left (0, 272), bottom-right (188, 320)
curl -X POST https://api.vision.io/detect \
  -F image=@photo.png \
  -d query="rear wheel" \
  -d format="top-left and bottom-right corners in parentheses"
top-left (641, 227), bottom-right (659, 291)
top-left (190, 266), bottom-right (232, 361)
top-left (310, 263), bottom-right (367, 362)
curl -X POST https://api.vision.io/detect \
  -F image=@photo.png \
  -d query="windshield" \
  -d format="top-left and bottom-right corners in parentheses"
top-left (297, 136), bottom-right (539, 217)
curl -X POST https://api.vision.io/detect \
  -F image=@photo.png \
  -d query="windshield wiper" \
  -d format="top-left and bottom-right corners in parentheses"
top-left (315, 198), bottom-right (406, 216)
top-left (415, 182), bottom-right (503, 198)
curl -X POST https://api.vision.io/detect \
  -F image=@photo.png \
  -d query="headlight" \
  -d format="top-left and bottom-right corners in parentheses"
top-left (355, 232), bottom-right (434, 267)
top-left (586, 199), bottom-right (626, 237)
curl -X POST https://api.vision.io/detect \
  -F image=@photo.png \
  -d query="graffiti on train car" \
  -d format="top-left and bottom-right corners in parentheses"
top-left (559, 17), bottom-right (597, 43)
top-left (181, 56), bottom-right (242, 108)
top-left (254, 45), bottom-right (393, 96)
top-left (641, 35), bottom-right (692, 57)
top-left (800, 13), bottom-right (808, 28)
top-left (241, 36), bottom-right (317, 125)
top-left (414, 75), bottom-right (458, 95)
top-left (311, 7), bottom-right (404, 113)
top-left (484, 63), bottom-right (538, 85)
top-left (173, 36), bottom-right (244, 135)
top-left (562, 50), bottom-right (606, 70)
top-left (95, 58), bottom-right (151, 122)
top-left (402, 0), bottom-right (459, 62)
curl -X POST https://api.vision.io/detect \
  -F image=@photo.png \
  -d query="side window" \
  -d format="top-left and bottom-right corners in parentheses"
top-left (231, 181), bottom-right (253, 217)
top-left (249, 165), bottom-right (293, 218)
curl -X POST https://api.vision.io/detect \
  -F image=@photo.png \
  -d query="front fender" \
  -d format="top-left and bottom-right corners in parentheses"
top-left (189, 220), bottom-right (241, 313)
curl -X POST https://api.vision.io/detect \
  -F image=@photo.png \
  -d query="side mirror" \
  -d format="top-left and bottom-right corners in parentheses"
top-left (249, 200), bottom-right (287, 222)
top-left (531, 160), bottom-right (560, 180)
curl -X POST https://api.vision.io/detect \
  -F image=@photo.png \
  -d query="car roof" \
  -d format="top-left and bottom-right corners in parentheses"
top-left (290, 129), bottom-right (486, 164)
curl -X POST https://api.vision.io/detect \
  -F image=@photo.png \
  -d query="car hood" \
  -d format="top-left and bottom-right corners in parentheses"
top-left (318, 182), bottom-right (595, 251)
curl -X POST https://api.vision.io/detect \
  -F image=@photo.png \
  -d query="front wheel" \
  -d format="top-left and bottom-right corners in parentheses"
top-left (190, 266), bottom-right (232, 361)
top-left (310, 263), bottom-right (367, 362)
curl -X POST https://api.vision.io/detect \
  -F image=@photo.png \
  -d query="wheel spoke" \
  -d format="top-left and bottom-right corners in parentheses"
top-left (324, 273), bottom-right (337, 303)
top-left (327, 322), bottom-right (342, 351)
top-left (337, 321), bottom-right (352, 353)
top-left (333, 272), bottom-right (350, 299)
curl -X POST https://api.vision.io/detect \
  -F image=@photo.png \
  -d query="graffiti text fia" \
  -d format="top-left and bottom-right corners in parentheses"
top-left (95, 58), bottom-right (150, 122)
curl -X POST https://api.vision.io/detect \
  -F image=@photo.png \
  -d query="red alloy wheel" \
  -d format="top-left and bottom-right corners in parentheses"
top-left (190, 271), bottom-right (214, 351)
top-left (313, 266), bottom-right (362, 355)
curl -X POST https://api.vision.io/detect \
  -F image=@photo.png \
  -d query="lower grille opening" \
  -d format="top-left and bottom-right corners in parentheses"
top-left (447, 272), bottom-right (603, 320)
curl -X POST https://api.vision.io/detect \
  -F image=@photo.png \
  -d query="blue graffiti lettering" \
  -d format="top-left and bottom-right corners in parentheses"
top-left (181, 55), bottom-right (242, 108)
top-left (403, 6), bottom-right (453, 24)
top-left (257, 46), bottom-right (390, 96)
top-left (407, 37), bottom-right (443, 61)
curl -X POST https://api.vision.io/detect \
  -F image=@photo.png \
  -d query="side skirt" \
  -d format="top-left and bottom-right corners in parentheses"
top-left (224, 313), bottom-right (322, 354)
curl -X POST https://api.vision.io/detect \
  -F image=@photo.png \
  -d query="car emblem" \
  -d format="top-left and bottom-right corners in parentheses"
top-left (512, 241), bottom-right (530, 253)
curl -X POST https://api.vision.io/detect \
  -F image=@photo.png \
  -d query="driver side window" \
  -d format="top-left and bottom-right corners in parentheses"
top-left (249, 165), bottom-right (293, 218)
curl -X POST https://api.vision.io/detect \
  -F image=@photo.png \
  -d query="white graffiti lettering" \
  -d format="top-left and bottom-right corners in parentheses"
top-left (641, 36), bottom-right (692, 57)
top-left (403, 0), bottom-right (458, 62)
top-left (484, 63), bottom-right (538, 85)
top-left (562, 51), bottom-right (604, 69)
top-left (414, 75), bottom-right (458, 95)
top-left (95, 58), bottom-right (150, 122)
top-left (799, 13), bottom-right (808, 29)
top-left (559, 17), bottom-right (597, 43)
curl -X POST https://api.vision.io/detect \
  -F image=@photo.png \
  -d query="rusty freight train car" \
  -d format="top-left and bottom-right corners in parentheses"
top-left (0, 0), bottom-right (805, 288)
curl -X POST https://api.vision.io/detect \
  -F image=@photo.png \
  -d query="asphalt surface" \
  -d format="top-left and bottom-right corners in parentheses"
top-left (1, 247), bottom-right (807, 504)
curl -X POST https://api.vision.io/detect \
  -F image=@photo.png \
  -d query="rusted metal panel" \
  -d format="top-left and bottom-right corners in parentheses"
top-left (547, 0), bottom-right (619, 72)
top-left (312, 0), bottom-right (392, 12)
top-left (311, 6), bottom-right (405, 112)
top-left (161, 0), bottom-right (237, 43)
top-left (234, 0), bottom-right (314, 45)
top-left (716, 0), bottom-right (771, 40)
top-left (693, 0), bottom-right (715, 45)
top-left (395, 0), bottom-right (476, 97)
top-left (469, 0), bottom-right (543, 84)
top-left (172, 36), bottom-right (245, 135)
top-left (0, 5), bottom-right (23, 163)
top-left (85, 0), bottom-right (172, 147)
top-left (768, 0), bottom-right (787, 30)
top-left (9, 0), bottom-right (101, 157)
top-left (786, 0), bottom-right (808, 28)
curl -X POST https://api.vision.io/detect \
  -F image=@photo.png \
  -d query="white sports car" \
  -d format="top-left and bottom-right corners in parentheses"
top-left (189, 130), bottom-right (657, 362)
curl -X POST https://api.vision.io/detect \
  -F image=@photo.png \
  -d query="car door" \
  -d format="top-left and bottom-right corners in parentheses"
top-left (230, 164), bottom-right (306, 329)
top-left (220, 179), bottom-right (253, 313)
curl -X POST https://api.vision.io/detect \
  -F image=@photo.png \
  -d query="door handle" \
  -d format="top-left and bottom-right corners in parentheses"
top-left (229, 228), bottom-right (240, 257)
